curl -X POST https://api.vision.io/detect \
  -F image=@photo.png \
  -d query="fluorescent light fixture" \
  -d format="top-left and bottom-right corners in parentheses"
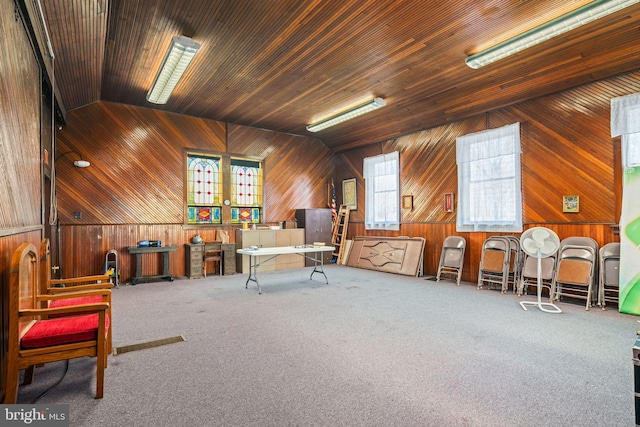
top-left (147, 36), bottom-right (201, 104)
top-left (466, 0), bottom-right (640, 69)
top-left (306, 97), bottom-right (386, 132)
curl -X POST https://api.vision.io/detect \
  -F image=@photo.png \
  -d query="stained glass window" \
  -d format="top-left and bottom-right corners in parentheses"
top-left (187, 155), bottom-right (222, 224)
top-left (231, 158), bottom-right (262, 223)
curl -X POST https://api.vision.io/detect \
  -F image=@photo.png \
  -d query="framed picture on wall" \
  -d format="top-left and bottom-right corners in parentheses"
top-left (444, 192), bottom-right (455, 213)
top-left (342, 178), bottom-right (357, 210)
top-left (563, 195), bottom-right (579, 213)
top-left (402, 195), bottom-right (413, 210)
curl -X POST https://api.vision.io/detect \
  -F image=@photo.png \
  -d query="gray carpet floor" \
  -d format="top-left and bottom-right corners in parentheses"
top-left (16, 265), bottom-right (639, 426)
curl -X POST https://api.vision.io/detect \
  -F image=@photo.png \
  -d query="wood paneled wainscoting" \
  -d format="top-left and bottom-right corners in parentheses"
top-left (56, 224), bottom-right (241, 283)
top-left (347, 222), bottom-right (618, 285)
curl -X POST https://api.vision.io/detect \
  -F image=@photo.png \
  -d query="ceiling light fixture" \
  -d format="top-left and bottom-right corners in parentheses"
top-left (465, 0), bottom-right (640, 69)
top-left (147, 36), bottom-right (201, 104)
top-left (58, 151), bottom-right (90, 168)
top-left (306, 97), bottom-right (386, 132)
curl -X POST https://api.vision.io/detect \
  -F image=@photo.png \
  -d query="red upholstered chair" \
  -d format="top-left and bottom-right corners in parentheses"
top-left (39, 238), bottom-right (113, 354)
top-left (4, 242), bottom-right (110, 404)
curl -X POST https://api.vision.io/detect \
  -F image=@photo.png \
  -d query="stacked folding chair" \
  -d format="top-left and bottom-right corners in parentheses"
top-left (598, 242), bottom-right (620, 310)
top-left (551, 236), bottom-right (599, 310)
top-left (517, 252), bottom-right (557, 299)
top-left (477, 236), bottom-right (510, 293)
top-left (504, 236), bottom-right (523, 293)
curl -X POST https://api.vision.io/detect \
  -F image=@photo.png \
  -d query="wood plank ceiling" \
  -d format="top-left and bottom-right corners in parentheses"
top-left (41, 0), bottom-right (640, 153)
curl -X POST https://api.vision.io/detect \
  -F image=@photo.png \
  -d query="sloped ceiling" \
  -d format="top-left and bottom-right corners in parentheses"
top-left (41, 0), bottom-right (640, 152)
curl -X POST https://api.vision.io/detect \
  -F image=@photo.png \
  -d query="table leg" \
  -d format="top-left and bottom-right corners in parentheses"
top-left (161, 251), bottom-right (174, 281)
top-left (132, 253), bottom-right (143, 285)
top-left (310, 252), bottom-right (329, 284)
top-left (245, 255), bottom-right (261, 294)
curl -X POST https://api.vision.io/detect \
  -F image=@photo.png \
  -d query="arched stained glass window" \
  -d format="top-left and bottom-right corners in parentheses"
top-left (230, 158), bottom-right (262, 223)
top-left (187, 155), bottom-right (222, 224)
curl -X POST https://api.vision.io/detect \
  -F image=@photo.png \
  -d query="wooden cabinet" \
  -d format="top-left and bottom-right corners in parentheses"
top-left (213, 242), bottom-right (237, 276)
top-left (295, 208), bottom-right (333, 265)
top-left (235, 229), bottom-right (304, 273)
top-left (274, 229), bottom-right (305, 270)
top-left (185, 242), bottom-right (236, 279)
top-left (185, 244), bottom-right (204, 279)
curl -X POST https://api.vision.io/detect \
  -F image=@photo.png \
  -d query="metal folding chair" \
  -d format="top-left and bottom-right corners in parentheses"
top-left (552, 237), bottom-right (598, 310)
top-left (477, 236), bottom-right (510, 293)
top-left (598, 242), bottom-right (620, 310)
top-left (436, 236), bottom-right (466, 285)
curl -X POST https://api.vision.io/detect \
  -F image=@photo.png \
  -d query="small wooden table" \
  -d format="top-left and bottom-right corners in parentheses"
top-left (128, 245), bottom-right (177, 285)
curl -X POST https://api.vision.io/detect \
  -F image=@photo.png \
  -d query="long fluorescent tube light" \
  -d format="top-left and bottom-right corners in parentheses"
top-left (306, 97), bottom-right (386, 132)
top-left (465, 0), bottom-right (640, 69)
top-left (147, 36), bottom-right (201, 104)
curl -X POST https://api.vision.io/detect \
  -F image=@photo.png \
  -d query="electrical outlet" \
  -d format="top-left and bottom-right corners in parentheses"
top-left (73, 211), bottom-right (82, 219)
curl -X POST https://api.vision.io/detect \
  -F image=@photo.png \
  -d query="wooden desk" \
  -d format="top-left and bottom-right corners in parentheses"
top-left (128, 245), bottom-right (177, 285)
top-left (185, 242), bottom-right (236, 279)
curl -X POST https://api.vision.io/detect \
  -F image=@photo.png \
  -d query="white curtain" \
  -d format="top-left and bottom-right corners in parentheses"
top-left (611, 92), bottom-right (640, 138)
top-left (612, 93), bottom-right (640, 168)
top-left (456, 123), bottom-right (522, 232)
top-left (364, 151), bottom-right (399, 230)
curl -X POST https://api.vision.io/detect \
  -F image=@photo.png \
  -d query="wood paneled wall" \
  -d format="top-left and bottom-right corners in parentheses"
top-left (337, 71), bottom-right (636, 283)
top-left (56, 71), bottom-right (635, 284)
top-left (57, 224), bottom-right (231, 281)
top-left (0, 4), bottom-right (41, 232)
top-left (56, 102), bottom-right (227, 225)
top-left (54, 102), bottom-right (334, 280)
top-left (0, 0), bottom-right (44, 403)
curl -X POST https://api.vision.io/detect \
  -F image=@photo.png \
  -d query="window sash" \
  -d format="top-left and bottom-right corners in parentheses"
top-left (364, 151), bottom-right (399, 230)
top-left (456, 123), bottom-right (522, 232)
top-left (185, 153), bottom-right (263, 225)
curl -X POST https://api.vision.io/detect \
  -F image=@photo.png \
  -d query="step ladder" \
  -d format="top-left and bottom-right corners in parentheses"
top-left (331, 205), bottom-right (350, 264)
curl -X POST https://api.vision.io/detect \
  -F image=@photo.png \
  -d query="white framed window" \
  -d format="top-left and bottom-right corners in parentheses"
top-left (456, 123), bottom-right (522, 232)
top-left (364, 151), bottom-right (399, 230)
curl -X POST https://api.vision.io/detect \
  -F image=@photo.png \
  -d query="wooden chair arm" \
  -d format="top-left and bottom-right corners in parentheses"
top-left (37, 289), bottom-right (111, 301)
top-left (46, 282), bottom-right (114, 293)
top-left (20, 302), bottom-right (110, 317)
top-left (50, 273), bottom-right (111, 286)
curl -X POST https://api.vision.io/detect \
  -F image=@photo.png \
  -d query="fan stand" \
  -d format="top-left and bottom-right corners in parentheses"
top-left (520, 249), bottom-right (562, 314)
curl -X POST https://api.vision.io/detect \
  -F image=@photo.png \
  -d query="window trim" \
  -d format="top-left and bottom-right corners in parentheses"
top-left (184, 149), bottom-right (264, 226)
top-left (456, 123), bottom-right (522, 233)
top-left (363, 151), bottom-right (400, 231)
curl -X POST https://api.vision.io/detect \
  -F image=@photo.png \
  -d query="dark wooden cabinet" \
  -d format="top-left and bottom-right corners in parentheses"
top-left (185, 243), bottom-right (236, 278)
top-left (295, 208), bottom-right (333, 265)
